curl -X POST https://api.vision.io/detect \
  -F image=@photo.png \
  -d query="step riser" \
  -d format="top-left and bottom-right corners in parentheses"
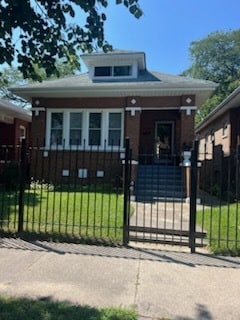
top-left (135, 165), bottom-right (186, 200)
top-left (136, 178), bottom-right (183, 184)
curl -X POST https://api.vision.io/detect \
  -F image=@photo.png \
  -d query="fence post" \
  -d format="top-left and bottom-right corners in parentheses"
top-left (18, 139), bottom-right (27, 232)
top-left (123, 138), bottom-right (131, 245)
top-left (189, 139), bottom-right (199, 253)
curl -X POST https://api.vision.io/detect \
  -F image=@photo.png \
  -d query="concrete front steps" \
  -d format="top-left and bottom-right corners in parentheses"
top-left (135, 164), bottom-right (186, 202)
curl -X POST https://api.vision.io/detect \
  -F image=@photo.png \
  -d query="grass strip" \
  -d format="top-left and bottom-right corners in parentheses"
top-left (0, 295), bottom-right (137, 320)
top-left (197, 203), bottom-right (240, 256)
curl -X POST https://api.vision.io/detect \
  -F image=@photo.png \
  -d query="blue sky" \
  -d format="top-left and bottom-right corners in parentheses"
top-left (97, 0), bottom-right (239, 75)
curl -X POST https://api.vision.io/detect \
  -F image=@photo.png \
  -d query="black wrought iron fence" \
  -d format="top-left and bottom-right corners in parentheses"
top-left (196, 144), bottom-right (240, 255)
top-left (0, 140), bottom-right (125, 243)
top-left (1, 139), bottom-right (240, 255)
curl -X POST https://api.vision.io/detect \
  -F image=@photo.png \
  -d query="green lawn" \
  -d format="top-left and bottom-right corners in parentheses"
top-left (197, 203), bottom-right (240, 255)
top-left (0, 188), bottom-right (124, 242)
top-left (0, 296), bottom-right (137, 320)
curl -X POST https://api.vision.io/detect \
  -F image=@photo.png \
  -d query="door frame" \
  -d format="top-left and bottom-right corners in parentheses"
top-left (154, 121), bottom-right (174, 163)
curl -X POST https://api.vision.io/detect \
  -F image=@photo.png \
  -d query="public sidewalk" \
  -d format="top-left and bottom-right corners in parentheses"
top-left (0, 237), bottom-right (240, 320)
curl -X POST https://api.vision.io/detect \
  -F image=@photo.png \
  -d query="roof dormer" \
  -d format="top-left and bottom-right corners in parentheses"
top-left (81, 50), bottom-right (146, 81)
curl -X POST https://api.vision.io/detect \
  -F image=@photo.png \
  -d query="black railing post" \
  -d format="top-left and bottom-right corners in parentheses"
top-left (189, 139), bottom-right (199, 253)
top-left (18, 139), bottom-right (27, 232)
top-left (123, 138), bottom-right (131, 245)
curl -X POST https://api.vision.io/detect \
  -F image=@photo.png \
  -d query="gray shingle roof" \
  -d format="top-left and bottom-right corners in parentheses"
top-left (10, 70), bottom-right (216, 89)
top-left (0, 99), bottom-right (31, 122)
top-left (10, 52), bottom-right (218, 107)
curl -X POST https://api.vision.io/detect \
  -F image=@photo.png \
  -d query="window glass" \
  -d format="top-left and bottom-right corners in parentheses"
top-left (94, 66), bottom-right (132, 77)
top-left (48, 110), bottom-right (122, 148)
top-left (108, 113), bottom-right (121, 146)
top-left (113, 66), bottom-right (132, 76)
top-left (94, 66), bottom-right (111, 77)
top-left (70, 113), bottom-right (82, 145)
top-left (51, 113), bottom-right (63, 145)
top-left (89, 113), bottom-right (101, 145)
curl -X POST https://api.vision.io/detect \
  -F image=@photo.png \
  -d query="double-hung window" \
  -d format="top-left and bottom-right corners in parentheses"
top-left (108, 113), bottom-right (122, 146)
top-left (70, 112), bottom-right (82, 145)
top-left (89, 113), bottom-right (101, 146)
top-left (47, 109), bottom-right (123, 149)
top-left (50, 112), bottom-right (63, 145)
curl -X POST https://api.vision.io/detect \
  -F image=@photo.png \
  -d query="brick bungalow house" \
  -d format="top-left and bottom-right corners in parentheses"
top-left (196, 85), bottom-right (240, 192)
top-left (10, 50), bottom-right (217, 187)
top-left (0, 98), bottom-right (31, 160)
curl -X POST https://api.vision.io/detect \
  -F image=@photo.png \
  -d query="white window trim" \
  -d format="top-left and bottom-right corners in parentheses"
top-left (89, 62), bottom-right (138, 80)
top-left (46, 108), bottom-right (124, 151)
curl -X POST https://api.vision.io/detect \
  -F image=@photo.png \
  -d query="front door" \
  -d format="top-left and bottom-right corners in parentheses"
top-left (155, 122), bottom-right (173, 163)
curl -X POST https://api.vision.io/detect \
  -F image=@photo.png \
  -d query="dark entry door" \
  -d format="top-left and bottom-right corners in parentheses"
top-left (154, 122), bottom-right (173, 163)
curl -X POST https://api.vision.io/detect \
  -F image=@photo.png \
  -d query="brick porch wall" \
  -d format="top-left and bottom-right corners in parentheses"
top-left (30, 149), bottom-right (123, 186)
top-left (180, 109), bottom-right (196, 150)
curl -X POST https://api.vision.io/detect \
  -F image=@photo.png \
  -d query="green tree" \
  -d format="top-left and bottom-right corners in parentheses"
top-left (0, 0), bottom-right (142, 81)
top-left (182, 30), bottom-right (240, 122)
top-left (0, 67), bottom-right (27, 105)
top-left (0, 60), bottom-right (80, 106)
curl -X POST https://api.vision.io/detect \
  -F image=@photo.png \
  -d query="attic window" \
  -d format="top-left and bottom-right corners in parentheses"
top-left (95, 66), bottom-right (111, 77)
top-left (94, 65), bottom-right (132, 77)
top-left (114, 66), bottom-right (132, 76)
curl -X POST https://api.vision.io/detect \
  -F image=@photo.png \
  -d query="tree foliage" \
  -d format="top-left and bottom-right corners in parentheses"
top-left (0, 0), bottom-right (142, 81)
top-left (0, 67), bottom-right (28, 106)
top-left (0, 59), bottom-right (82, 107)
top-left (182, 29), bottom-right (240, 122)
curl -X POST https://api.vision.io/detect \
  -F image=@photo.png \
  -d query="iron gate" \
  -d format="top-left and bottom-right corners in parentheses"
top-left (123, 139), bottom-right (206, 252)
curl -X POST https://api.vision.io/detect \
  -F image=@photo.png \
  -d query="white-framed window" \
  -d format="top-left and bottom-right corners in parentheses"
top-left (94, 65), bottom-right (132, 78)
top-left (70, 112), bottom-right (82, 145)
top-left (50, 112), bottom-right (63, 145)
top-left (89, 112), bottom-right (102, 146)
top-left (46, 109), bottom-right (123, 150)
top-left (108, 112), bottom-right (122, 146)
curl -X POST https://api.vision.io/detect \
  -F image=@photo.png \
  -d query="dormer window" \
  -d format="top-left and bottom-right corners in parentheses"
top-left (94, 65), bottom-right (132, 78)
top-left (82, 50), bottom-right (145, 81)
top-left (114, 66), bottom-right (132, 76)
top-left (95, 66), bottom-right (111, 77)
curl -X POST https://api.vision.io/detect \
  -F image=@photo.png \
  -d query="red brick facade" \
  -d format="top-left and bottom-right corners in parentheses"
top-left (30, 95), bottom-right (196, 184)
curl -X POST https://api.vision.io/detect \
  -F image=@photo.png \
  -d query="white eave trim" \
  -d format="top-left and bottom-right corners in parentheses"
top-left (11, 85), bottom-right (216, 97)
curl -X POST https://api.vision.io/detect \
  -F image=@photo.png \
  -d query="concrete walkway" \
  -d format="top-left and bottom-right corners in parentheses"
top-left (0, 237), bottom-right (240, 320)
